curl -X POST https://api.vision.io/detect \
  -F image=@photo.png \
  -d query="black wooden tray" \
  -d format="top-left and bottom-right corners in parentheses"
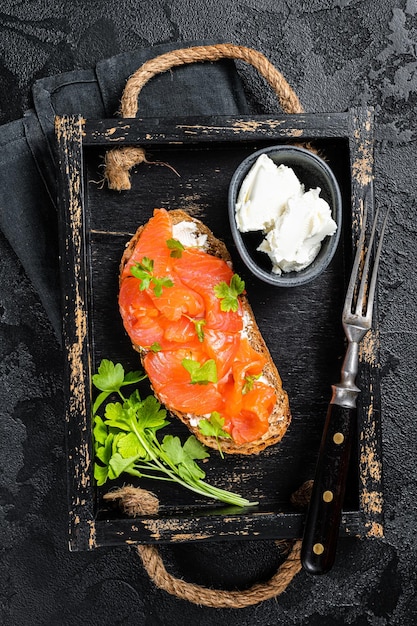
top-left (55, 108), bottom-right (384, 551)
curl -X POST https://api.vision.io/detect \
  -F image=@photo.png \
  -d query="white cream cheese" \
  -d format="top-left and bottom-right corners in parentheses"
top-left (235, 154), bottom-right (337, 275)
top-left (172, 220), bottom-right (208, 249)
top-left (188, 416), bottom-right (202, 427)
top-left (258, 188), bottom-right (337, 274)
top-left (235, 154), bottom-right (302, 232)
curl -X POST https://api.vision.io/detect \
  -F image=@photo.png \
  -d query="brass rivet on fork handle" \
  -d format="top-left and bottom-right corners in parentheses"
top-left (301, 196), bottom-right (390, 575)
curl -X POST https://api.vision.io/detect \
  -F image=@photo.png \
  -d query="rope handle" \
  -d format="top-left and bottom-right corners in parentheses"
top-left (104, 43), bottom-right (304, 190)
top-left (137, 540), bottom-right (302, 609)
top-left (120, 43), bottom-right (304, 118)
top-left (105, 481), bottom-right (312, 607)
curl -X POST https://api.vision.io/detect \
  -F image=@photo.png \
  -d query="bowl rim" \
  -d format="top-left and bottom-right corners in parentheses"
top-left (228, 144), bottom-right (343, 287)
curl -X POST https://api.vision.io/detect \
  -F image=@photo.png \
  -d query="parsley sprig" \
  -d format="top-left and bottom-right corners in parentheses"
top-left (131, 257), bottom-right (174, 297)
top-left (242, 373), bottom-right (261, 394)
top-left (214, 274), bottom-right (245, 312)
top-left (92, 360), bottom-right (256, 507)
top-left (183, 315), bottom-right (206, 342)
top-left (166, 238), bottom-right (185, 258)
top-left (181, 358), bottom-right (218, 385)
top-left (198, 412), bottom-right (231, 459)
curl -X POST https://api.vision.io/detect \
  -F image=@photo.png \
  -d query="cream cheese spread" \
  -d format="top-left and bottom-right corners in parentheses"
top-left (235, 154), bottom-right (337, 275)
top-left (172, 220), bottom-right (208, 249)
top-left (235, 154), bottom-right (302, 232)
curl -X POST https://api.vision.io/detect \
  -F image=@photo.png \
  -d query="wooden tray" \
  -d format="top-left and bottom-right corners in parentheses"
top-left (55, 108), bottom-right (384, 551)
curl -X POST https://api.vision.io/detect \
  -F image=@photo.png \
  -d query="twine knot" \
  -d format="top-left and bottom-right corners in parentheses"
top-left (104, 147), bottom-right (147, 191)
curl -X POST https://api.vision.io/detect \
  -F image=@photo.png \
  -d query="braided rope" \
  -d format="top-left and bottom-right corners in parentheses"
top-left (136, 540), bottom-right (302, 608)
top-left (120, 43), bottom-right (303, 118)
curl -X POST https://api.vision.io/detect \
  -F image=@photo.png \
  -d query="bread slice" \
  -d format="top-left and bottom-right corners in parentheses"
top-left (119, 209), bottom-right (291, 455)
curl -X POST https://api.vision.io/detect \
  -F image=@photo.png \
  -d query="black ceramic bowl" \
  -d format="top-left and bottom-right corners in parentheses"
top-left (228, 145), bottom-right (343, 287)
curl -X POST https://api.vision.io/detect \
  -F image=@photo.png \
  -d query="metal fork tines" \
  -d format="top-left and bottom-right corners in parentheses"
top-left (333, 204), bottom-right (390, 410)
top-left (301, 202), bottom-right (390, 575)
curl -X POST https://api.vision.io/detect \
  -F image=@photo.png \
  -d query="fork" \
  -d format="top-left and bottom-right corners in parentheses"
top-left (301, 198), bottom-right (390, 575)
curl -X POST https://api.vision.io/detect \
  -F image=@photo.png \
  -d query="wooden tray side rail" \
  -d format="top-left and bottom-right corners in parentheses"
top-left (55, 116), bottom-right (96, 551)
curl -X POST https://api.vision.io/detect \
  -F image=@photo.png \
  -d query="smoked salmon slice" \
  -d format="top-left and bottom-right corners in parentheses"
top-left (144, 348), bottom-right (224, 415)
top-left (174, 249), bottom-right (243, 332)
top-left (121, 208), bottom-right (172, 279)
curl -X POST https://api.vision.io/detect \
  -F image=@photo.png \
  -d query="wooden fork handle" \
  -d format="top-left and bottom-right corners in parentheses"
top-left (301, 403), bottom-right (356, 575)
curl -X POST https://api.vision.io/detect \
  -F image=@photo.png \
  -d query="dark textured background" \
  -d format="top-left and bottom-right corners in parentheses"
top-left (0, 1), bottom-right (416, 624)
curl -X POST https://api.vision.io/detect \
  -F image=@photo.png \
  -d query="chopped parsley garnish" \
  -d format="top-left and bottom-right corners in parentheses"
top-left (198, 412), bottom-right (231, 458)
top-left (166, 238), bottom-right (185, 258)
top-left (214, 273), bottom-right (245, 312)
top-left (194, 319), bottom-right (206, 343)
top-left (184, 315), bottom-right (206, 342)
top-left (181, 358), bottom-right (218, 385)
top-left (242, 373), bottom-right (261, 394)
top-left (131, 257), bottom-right (174, 297)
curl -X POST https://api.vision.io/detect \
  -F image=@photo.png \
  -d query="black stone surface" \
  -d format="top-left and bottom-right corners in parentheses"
top-left (1, 2), bottom-right (416, 624)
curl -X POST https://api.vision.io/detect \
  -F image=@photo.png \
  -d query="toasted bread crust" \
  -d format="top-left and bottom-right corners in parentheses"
top-left (120, 209), bottom-right (291, 455)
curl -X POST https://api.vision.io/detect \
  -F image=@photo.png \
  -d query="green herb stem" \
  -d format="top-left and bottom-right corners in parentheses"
top-left (131, 422), bottom-right (255, 506)
top-left (129, 419), bottom-right (178, 479)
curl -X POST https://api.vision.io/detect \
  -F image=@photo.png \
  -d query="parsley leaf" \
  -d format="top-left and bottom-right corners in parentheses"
top-left (184, 315), bottom-right (206, 342)
top-left (213, 274), bottom-right (245, 312)
top-left (198, 412), bottom-right (231, 458)
top-left (242, 373), bottom-right (261, 394)
top-left (181, 358), bottom-right (218, 385)
top-left (92, 360), bottom-right (257, 507)
top-left (117, 431), bottom-right (146, 458)
top-left (93, 415), bottom-right (108, 446)
top-left (194, 319), bottom-right (206, 343)
top-left (166, 238), bottom-right (185, 258)
top-left (138, 395), bottom-right (168, 430)
top-left (92, 359), bottom-right (146, 415)
top-left (130, 257), bottom-right (174, 297)
top-left (161, 435), bottom-right (208, 481)
top-left (92, 359), bottom-right (125, 392)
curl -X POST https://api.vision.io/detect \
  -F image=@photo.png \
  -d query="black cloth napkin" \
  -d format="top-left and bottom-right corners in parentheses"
top-left (0, 41), bottom-right (249, 342)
